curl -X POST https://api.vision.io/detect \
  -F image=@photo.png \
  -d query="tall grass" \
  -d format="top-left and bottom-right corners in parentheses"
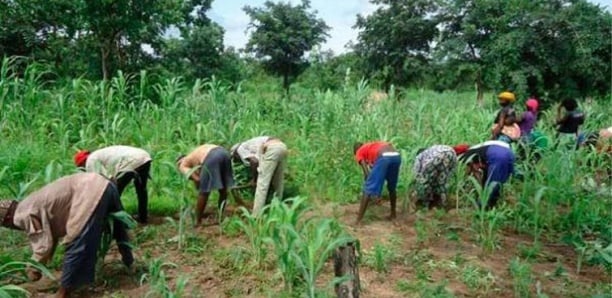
top-left (0, 60), bottom-right (610, 295)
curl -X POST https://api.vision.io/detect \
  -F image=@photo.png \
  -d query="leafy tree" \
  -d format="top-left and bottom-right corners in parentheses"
top-left (244, 0), bottom-right (330, 93)
top-left (353, 0), bottom-right (441, 90)
top-left (82, 0), bottom-right (183, 80)
top-left (161, 0), bottom-right (243, 84)
top-left (298, 50), bottom-right (362, 91)
top-left (437, 0), bottom-right (611, 103)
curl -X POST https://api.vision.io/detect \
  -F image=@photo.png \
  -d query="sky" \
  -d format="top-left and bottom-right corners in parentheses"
top-left (209, 0), bottom-right (611, 54)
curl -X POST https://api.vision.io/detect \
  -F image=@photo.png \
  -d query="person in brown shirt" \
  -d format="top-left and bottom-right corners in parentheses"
top-left (0, 173), bottom-right (133, 298)
top-left (177, 144), bottom-right (235, 225)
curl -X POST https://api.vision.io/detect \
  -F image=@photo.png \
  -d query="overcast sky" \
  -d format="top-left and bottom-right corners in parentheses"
top-left (208, 0), bottom-right (611, 54)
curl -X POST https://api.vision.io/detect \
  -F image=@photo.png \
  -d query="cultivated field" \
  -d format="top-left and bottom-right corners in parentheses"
top-left (0, 64), bottom-right (611, 297)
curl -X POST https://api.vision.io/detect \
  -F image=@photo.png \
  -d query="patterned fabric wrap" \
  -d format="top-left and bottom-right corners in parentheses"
top-left (413, 145), bottom-right (458, 201)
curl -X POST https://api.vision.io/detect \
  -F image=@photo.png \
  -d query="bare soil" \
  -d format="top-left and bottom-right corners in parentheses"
top-left (20, 201), bottom-right (610, 298)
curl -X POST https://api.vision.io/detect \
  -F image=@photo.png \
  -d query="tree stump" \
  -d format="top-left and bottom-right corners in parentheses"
top-left (334, 241), bottom-right (360, 298)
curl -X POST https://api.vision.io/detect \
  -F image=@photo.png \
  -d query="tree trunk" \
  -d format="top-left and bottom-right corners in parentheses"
top-left (283, 73), bottom-right (289, 96)
top-left (334, 242), bottom-right (360, 298)
top-left (101, 47), bottom-right (109, 81)
top-left (475, 69), bottom-right (484, 107)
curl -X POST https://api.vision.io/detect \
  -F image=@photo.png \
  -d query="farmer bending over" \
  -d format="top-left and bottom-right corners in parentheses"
top-left (354, 141), bottom-right (401, 224)
top-left (0, 173), bottom-right (133, 298)
top-left (459, 140), bottom-right (515, 209)
top-left (74, 145), bottom-right (152, 224)
top-left (231, 136), bottom-right (288, 216)
top-left (413, 144), bottom-right (469, 209)
top-left (177, 144), bottom-right (235, 225)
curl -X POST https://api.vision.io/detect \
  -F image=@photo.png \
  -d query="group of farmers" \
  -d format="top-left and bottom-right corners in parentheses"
top-left (0, 137), bottom-right (287, 297)
top-left (354, 91), bottom-right (611, 222)
top-left (0, 92), bottom-right (610, 297)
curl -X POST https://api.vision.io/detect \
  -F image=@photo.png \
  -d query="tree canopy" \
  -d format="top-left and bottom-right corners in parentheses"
top-left (243, 0), bottom-right (330, 92)
top-left (0, 0), bottom-right (609, 102)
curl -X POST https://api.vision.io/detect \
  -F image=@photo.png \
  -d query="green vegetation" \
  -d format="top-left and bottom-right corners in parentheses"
top-left (2, 0), bottom-right (609, 101)
top-left (0, 21), bottom-right (611, 295)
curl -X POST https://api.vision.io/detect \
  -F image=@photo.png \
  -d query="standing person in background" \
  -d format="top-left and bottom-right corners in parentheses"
top-left (177, 144), bottom-right (235, 226)
top-left (412, 144), bottom-right (469, 209)
top-left (353, 141), bottom-right (402, 224)
top-left (0, 173), bottom-right (134, 298)
top-left (459, 140), bottom-right (515, 209)
top-left (491, 91), bottom-right (520, 143)
top-left (74, 145), bottom-right (152, 224)
top-left (516, 98), bottom-right (540, 162)
top-left (230, 136), bottom-right (288, 216)
top-left (556, 98), bottom-right (585, 149)
top-left (517, 98), bottom-right (539, 138)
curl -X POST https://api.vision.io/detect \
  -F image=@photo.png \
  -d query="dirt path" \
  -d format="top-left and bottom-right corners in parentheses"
top-left (21, 202), bottom-right (609, 297)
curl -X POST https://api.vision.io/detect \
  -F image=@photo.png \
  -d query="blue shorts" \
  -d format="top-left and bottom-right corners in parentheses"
top-left (363, 154), bottom-right (402, 197)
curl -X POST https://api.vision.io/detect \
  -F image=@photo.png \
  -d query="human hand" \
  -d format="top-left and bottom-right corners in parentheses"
top-left (26, 267), bottom-right (42, 281)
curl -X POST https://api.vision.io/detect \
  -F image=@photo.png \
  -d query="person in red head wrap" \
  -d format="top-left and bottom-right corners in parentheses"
top-left (74, 150), bottom-right (90, 167)
top-left (73, 146), bottom-right (152, 224)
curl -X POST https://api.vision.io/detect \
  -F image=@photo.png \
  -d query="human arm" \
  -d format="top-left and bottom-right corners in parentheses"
top-left (246, 157), bottom-right (259, 184)
top-left (113, 220), bottom-right (133, 268)
top-left (230, 188), bottom-right (249, 208)
top-left (556, 104), bottom-right (568, 124)
top-left (359, 161), bottom-right (370, 180)
top-left (492, 113), bottom-right (506, 139)
top-left (107, 194), bottom-right (134, 268)
top-left (24, 215), bottom-right (56, 281)
top-left (179, 160), bottom-right (200, 183)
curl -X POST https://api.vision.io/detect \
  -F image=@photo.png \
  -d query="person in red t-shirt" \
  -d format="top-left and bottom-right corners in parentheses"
top-left (353, 141), bottom-right (402, 223)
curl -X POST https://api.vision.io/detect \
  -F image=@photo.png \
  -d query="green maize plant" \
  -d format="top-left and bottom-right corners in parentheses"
top-left (139, 258), bottom-right (187, 298)
top-left (509, 257), bottom-right (533, 298)
top-left (466, 177), bottom-right (511, 252)
top-left (285, 218), bottom-right (353, 297)
top-left (363, 241), bottom-right (395, 273)
top-left (0, 259), bottom-right (55, 298)
top-left (97, 211), bottom-right (137, 274)
top-left (0, 58), bottom-right (611, 297)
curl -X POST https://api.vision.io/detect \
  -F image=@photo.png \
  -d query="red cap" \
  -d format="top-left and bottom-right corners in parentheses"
top-left (453, 144), bottom-right (470, 155)
top-left (74, 150), bottom-right (90, 167)
top-left (526, 98), bottom-right (539, 111)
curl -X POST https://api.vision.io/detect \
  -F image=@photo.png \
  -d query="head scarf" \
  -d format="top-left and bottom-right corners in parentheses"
top-left (526, 98), bottom-right (539, 112)
top-left (498, 92), bottom-right (516, 103)
top-left (453, 144), bottom-right (470, 155)
top-left (0, 200), bottom-right (18, 229)
top-left (74, 150), bottom-right (90, 167)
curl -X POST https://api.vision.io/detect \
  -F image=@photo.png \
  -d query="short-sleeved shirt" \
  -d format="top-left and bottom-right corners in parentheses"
top-left (557, 110), bottom-right (585, 134)
top-left (355, 142), bottom-right (390, 165)
top-left (12, 173), bottom-right (110, 263)
top-left (231, 136), bottom-right (270, 166)
top-left (85, 146), bottom-right (151, 179)
top-left (518, 111), bottom-right (536, 135)
top-left (178, 144), bottom-right (219, 175)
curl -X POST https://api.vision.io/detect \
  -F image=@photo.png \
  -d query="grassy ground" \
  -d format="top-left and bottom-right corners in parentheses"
top-left (0, 65), bottom-right (611, 297)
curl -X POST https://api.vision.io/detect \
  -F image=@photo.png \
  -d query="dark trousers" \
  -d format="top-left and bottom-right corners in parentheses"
top-left (116, 161), bottom-right (151, 223)
top-left (61, 183), bottom-right (129, 289)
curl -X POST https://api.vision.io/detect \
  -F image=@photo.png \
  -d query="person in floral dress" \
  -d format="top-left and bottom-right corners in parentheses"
top-left (413, 144), bottom-right (469, 208)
